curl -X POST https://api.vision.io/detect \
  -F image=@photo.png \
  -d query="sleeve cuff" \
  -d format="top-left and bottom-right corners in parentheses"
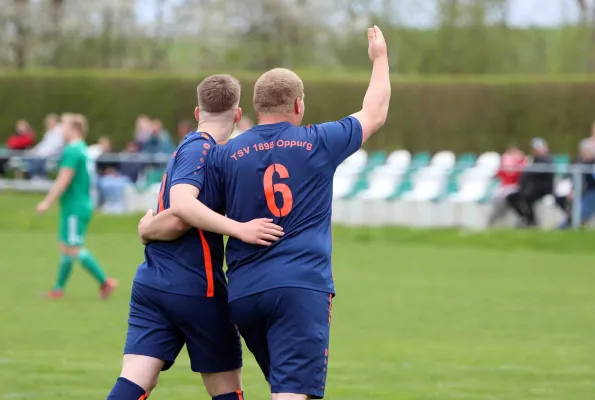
top-left (171, 178), bottom-right (204, 191)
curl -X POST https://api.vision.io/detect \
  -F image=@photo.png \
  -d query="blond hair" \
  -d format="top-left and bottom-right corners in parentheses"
top-left (61, 113), bottom-right (88, 136)
top-left (253, 68), bottom-right (304, 114)
top-left (197, 74), bottom-right (241, 113)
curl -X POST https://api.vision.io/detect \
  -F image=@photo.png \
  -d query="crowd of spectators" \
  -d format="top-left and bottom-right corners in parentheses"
top-left (488, 126), bottom-right (595, 229)
top-left (3, 113), bottom-right (594, 226)
top-left (1, 113), bottom-right (255, 214)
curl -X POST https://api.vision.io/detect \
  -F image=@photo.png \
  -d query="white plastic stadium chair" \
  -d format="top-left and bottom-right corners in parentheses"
top-left (336, 149), bottom-right (368, 175)
top-left (386, 150), bottom-right (411, 170)
top-left (401, 167), bottom-right (448, 201)
top-left (333, 170), bottom-right (359, 199)
top-left (449, 168), bottom-right (493, 203)
top-left (555, 179), bottom-right (572, 197)
top-left (430, 150), bottom-right (456, 171)
top-left (358, 168), bottom-right (403, 200)
top-left (476, 151), bottom-right (501, 174)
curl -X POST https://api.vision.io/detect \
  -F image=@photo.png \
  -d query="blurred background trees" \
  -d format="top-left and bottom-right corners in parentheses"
top-left (0, 0), bottom-right (594, 74)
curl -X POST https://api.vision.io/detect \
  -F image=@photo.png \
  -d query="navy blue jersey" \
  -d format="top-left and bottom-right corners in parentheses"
top-left (134, 132), bottom-right (226, 297)
top-left (206, 116), bottom-right (362, 301)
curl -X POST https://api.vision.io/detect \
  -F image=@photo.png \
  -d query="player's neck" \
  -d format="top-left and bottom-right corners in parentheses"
top-left (258, 114), bottom-right (294, 126)
top-left (196, 122), bottom-right (231, 144)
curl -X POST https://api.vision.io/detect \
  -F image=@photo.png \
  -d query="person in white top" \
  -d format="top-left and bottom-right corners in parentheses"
top-left (27, 114), bottom-right (64, 179)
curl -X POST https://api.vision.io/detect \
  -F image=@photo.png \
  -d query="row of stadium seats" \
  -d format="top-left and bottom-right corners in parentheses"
top-left (334, 149), bottom-right (572, 203)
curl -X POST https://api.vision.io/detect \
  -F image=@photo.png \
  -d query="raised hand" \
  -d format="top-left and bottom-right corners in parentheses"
top-left (367, 25), bottom-right (388, 63)
top-left (236, 218), bottom-right (284, 246)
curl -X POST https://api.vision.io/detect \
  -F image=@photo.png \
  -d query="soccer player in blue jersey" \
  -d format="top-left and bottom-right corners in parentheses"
top-left (107, 75), bottom-right (284, 400)
top-left (200, 26), bottom-right (390, 400)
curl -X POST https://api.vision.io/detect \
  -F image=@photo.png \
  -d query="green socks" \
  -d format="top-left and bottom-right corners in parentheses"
top-left (77, 248), bottom-right (108, 285)
top-left (53, 254), bottom-right (74, 291)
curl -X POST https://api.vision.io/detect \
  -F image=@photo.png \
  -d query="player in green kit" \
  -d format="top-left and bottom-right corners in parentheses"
top-left (36, 113), bottom-right (117, 300)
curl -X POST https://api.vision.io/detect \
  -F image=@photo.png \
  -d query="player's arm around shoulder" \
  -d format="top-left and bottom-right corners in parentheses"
top-left (168, 139), bottom-right (285, 246)
top-left (138, 208), bottom-right (190, 245)
top-left (350, 25), bottom-right (391, 143)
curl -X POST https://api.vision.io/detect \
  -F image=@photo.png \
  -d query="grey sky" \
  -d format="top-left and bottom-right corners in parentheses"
top-left (136, 0), bottom-right (581, 27)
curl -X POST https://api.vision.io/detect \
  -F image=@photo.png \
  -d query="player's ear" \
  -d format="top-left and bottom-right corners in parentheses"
top-left (234, 107), bottom-right (243, 124)
top-left (194, 107), bottom-right (200, 123)
top-left (294, 98), bottom-right (301, 115)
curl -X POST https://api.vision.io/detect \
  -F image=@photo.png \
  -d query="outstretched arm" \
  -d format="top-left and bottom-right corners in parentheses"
top-left (351, 25), bottom-right (391, 143)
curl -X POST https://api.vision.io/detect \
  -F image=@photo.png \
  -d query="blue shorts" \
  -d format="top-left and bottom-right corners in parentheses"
top-left (229, 288), bottom-right (333, 399)
top-left (124, 282), bottom-right (242, 373)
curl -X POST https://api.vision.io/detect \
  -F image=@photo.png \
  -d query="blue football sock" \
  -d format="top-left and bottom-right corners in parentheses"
top-left (213, 391), bottom-right (244, 400)
top-left (107, 377), bottom-right (147, 400)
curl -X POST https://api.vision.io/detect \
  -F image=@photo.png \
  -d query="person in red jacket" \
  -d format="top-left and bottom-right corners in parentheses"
top-left (488, 145), bottom-right (526, 226)
top-left (6, 120), bottom-right (35, 150)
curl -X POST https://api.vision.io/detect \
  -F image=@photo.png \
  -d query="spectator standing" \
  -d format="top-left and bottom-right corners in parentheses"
top-left (507, 138), bottom-right (554, 227)
top-left (488, 145), bottom-right (526, 226)
top-left (557, 140), bottom-right (595, 228)
top-left (26, 114), bottom-right (64, 179)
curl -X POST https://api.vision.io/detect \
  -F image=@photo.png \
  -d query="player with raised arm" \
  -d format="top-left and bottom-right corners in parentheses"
top-left (204, 26), bottom-right (390, 400)
top-left (107, 75), bottom-right (284, 400)
top-left (37, 113), bottom-right (117, 300)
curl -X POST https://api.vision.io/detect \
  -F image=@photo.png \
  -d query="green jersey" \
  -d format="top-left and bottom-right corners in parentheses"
top-left (59, 140), bottom-right (93, 214)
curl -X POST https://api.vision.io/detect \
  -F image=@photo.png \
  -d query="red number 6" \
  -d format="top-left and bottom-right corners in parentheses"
top-left (263, 164), bottom-right (293, 217)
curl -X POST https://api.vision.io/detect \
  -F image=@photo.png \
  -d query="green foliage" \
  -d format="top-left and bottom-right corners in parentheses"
top-left (2, 71), bottom-right (595, 153)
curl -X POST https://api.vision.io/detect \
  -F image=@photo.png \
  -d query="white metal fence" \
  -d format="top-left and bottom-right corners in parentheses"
top-left (1, 151), bottom-right (594, 230)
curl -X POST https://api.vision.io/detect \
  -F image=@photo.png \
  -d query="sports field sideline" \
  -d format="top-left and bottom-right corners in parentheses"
top-left (1, 192), bottom-right (594, 400)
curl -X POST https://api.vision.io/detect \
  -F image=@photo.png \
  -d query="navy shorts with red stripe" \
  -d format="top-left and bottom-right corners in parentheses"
top-left (229, 287), bottom-right (333, 399)
top-left (124, 281), bottom-right (242, 373)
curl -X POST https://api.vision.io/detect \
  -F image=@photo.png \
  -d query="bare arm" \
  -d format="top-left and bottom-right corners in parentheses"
top-left (36, 168), bottom-right (74, 213)
top-left (138, 208), bottom-right (190, 244)
top-left (351, 26), bottom-right (391, 143)
top-left (170, 184), bottom-right (243, 236)
top-left (169, 184), bottom-right (284, 245)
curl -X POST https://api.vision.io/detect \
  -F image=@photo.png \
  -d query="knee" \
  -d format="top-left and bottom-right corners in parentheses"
top-left (60, 245), bottom-right (81, 258)
top-left (120, 355), bottom-right (164, 393)
top-left (119, 371), bottom-right (159, 394)
top-left (202, 369), bottom-right (242, 397)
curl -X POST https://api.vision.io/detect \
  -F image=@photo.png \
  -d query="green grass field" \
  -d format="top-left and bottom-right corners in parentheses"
top-left (1, 192), bottom-right (594, 399)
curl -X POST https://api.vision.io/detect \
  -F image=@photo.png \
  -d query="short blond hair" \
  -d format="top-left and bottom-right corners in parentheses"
top-left (197, 74), bottom-right (241, 113)
top-left (62, 113), bottom-right (88, 136)
top-left (253, 68), bottom-right (304, 114)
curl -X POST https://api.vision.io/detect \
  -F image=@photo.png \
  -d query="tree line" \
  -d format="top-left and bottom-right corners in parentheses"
top-left (1, 0), bottom-right (595, 74)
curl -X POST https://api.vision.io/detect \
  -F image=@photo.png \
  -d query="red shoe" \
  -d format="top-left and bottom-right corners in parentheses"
top-left (46, 289), bottom-right (64, 299)
top-left (100, 278), bottom-right (118, 300)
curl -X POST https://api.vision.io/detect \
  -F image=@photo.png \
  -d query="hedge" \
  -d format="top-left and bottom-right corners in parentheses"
top-left (2, 71), bottom-right (595, 154)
